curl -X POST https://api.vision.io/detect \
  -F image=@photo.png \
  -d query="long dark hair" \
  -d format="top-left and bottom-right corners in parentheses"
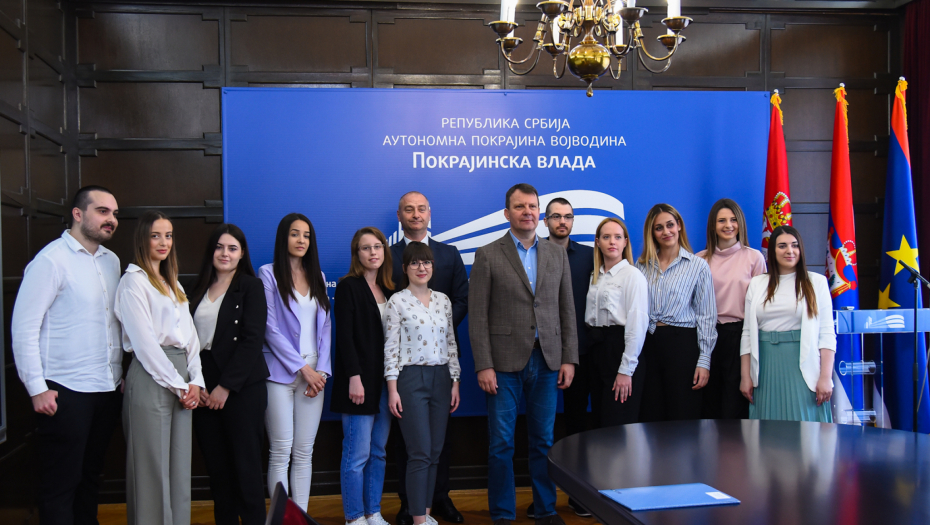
top-left (190, 223), bottom-right (255, 308)
top-left (133, 210), bottom-right (186, 302)
top-left (273, 213), bottom-right (330, 312)
top-left (703, 198), bottom-right (750, 262)
top-left (764, 225), bottom-right (817, 319)
top-left (342, 226), bottom-right (395, 290)
top-left (400, 241), bottom-right (434, 289)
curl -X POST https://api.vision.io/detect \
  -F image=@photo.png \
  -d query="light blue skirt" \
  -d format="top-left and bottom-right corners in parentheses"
top-left (749, 330), bottom-right (832, 423)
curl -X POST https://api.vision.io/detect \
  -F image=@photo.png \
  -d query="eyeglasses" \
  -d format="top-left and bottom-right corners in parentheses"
top-left (359, 244), bottom-right (384, 253)
top-left (547, 214), bottom-right (574, 222)
top-left (409, 260), bottom-right (433, 269)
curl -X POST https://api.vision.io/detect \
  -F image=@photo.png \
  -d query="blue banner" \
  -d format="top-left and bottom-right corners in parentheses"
top-left (222, 88), bottom-right (770, 418)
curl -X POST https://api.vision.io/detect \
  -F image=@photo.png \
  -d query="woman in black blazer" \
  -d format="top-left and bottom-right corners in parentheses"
top-left (190, 224), bottom-right (269, 525)
top-left (331, 226), bottom-right (395, 525)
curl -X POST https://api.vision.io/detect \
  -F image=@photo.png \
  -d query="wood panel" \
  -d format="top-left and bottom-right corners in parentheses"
top-left (772, 22), bottom-right (888, 79)
top-left (0, 30), bottom-right (22, 109)
top-left (81, 150), bottom-right (222, 207)
top-left (27, 54), bottom-right (62, 129)
top-left (378, 17), bottom-right (497, 76)
top-left (230, 14), bottom-right (366, 73)
top-left (0, 115), bottom-right (25, 192)
top-left (79, 83), bottom-right (220, 138)
top-left (29, 133), bottom-right (65, 203)
top-left (26, 0), bottom-right (61, 57)
top-left (78, 12), bottom-right (219, 70)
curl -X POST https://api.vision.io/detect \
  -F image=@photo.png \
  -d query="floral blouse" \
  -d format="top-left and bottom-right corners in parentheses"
top-left (382, 288), bottom-right (461, 381)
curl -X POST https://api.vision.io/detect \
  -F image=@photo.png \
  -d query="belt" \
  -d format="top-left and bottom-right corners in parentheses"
top-left (759, 329), bottom-right (801, 344)
top-left (533, 338), bottom-right (541, 349)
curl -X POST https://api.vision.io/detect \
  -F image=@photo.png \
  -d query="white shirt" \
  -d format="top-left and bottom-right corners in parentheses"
top-left (296, 291), bottom-right (318, 359)
top-left (758, 273), bottom-right (804, 332)
top-left (11, 230), bottom-right (122, 396)
top-left (583, 260), bottom-right (650, 376)
top-left (193, 292), bottom-right (225, 351)
top-left (115, 264), bottom-right (204, 398)
top-left (382, 289), bottom-right (461, 381)
top-left (740, 271), bottom-right (837, 392)
top-left (404, 235), bottom-right (429, 246)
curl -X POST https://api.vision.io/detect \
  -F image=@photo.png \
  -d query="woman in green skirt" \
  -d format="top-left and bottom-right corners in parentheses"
top-left (739, 225), bottom-right (836, 422)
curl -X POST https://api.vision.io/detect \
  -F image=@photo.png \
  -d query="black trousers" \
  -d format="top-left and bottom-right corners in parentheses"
top-left (193, 365), bottom-right (268, 525)
top-left (36, 381), bottom-right (122, 525)
top-left (562, 352), bottom-right (594, 437)
top-left (701, 321), bottom-right (749, 420)
top-left (639, 326), bottom-right (704, 422)
top-left (588, 325), bottom-right (647, 427)
top-left (394, 410), bottom-right (454, 505)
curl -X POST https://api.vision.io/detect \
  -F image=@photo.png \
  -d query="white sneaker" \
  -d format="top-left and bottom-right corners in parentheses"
top-left (425, 515), bottom-right (439, 525)
top-left (366, 513), bottom-right (391, 525)
top-left (346, 517), bottom-right (368, 525)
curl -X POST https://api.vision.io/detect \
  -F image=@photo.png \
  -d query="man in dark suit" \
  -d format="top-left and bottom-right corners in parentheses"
top-left (390, 191), bottom-right (469, 525)
top-left (538, 197), bottom-right (594, 519)
top-left (469, 183), bottom-right (578, 525)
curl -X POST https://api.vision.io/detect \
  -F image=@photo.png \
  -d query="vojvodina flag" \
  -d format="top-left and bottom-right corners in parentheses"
top-left (825, 84), bottom-right (862, 424)
top-left (877, 78), bottom-right (930, 433)
top-left (761, 91), bottom-right (792, 255)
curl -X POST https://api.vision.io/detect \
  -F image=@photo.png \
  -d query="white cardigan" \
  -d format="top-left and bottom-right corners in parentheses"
top-left (739, 271), bottom-right (836, 392)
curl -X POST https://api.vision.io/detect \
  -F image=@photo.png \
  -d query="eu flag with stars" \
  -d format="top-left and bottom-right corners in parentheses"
top-left (876, 78), bottom-right (930, 433)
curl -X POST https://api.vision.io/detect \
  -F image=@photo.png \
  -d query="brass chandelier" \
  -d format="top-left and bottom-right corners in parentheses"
top-left (490, 0), bottom-right (692, 96)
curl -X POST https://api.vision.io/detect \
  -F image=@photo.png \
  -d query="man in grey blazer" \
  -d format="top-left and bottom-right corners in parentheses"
top-left (469, 183), bottom-right (578, 525)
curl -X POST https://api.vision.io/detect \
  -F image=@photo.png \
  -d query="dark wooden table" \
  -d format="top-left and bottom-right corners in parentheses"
top-left (548, 419), bottom-right (930, 524)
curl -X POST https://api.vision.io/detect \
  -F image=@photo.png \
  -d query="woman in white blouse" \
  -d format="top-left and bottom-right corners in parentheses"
top-left (739, 225), bottom-right (836, 422)
top-left (115, 210), bottom-right (203, 525)
top-left (383, 241), bottom-right (461, 525)
top-left (584, 218), bottom-right (650, 427)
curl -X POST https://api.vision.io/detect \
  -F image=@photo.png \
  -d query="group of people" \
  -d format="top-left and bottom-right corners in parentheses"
top-left (11, 182), bottom-right (837, 525)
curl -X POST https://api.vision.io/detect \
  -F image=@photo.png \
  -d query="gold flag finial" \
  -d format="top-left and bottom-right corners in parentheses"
top-left (896, 77), bottom-right (908, 130)
top-left (771, 90), bottom-right (783, 125)
top-left (834, 83), bottom-right (849, 144)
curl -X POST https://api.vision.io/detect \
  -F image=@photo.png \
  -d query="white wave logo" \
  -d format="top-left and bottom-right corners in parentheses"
top-left (387, 190), bottom-right (625, 266)
top-left (865, 314), bottom-right (906, 331)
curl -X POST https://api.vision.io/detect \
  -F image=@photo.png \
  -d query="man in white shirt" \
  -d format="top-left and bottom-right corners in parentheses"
top-left (12, 186), bottom-right (123, 525)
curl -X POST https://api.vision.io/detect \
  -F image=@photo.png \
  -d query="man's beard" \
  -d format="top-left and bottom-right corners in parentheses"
top-left (82, 221), bottom-right (115, 243)
top-left (549, 229), bottom-right (569, 240)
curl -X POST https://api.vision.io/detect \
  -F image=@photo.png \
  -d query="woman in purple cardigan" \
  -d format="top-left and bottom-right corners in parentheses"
top-left (260, 213), bottom-right (332, 511)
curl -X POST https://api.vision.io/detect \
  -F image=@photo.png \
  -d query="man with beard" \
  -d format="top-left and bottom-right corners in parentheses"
top-left (12, 186), bottom-right (123, 525)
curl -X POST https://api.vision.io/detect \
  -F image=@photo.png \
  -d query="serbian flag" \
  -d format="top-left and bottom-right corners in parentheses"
top-left (762, 90), bottom-right (792, 254)
top-left (876, 78), bottom-right (930, 433)
top-left (825, 84), bottom-right (862, 424)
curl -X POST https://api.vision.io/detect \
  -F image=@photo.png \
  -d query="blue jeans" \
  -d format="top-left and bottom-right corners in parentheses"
top-left (487, 348), bottom-right (559, 521)
top-left (341, 385), bottom-right (392, 520)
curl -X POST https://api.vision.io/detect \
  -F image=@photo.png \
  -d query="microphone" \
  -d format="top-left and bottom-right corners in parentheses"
top-left (899, 261), bottom-right (930, 290)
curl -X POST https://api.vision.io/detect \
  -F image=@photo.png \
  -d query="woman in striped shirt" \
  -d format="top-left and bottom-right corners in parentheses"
top-left (635, 203), bottom-right (718, 422)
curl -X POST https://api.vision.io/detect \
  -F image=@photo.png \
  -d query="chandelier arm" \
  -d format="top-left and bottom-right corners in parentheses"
top-left (507, 49), bottom-right (543, 75)
top-left (499, 40), bottom-right (542, 65)
top-left (637, 48), bottom-right (673, 73)
top-left (552, 33), bottom-right (572, 79)
top-left (634, 35), bottom-right (679, 63)
top-left (608, 59), bottom-right (622, 80)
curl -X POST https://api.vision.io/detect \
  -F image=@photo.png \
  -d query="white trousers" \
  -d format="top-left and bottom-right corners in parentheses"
top-left (265, 355), bottom-right (325, 511)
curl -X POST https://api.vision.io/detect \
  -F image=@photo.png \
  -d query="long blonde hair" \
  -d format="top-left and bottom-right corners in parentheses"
top-left (592, 217), bottom-right (633, 285)
top-left (133, 210), bottom-right (187, 302)
top-left (637, 203), bottom-right (692, 273)
top-left (703, 198), bottom-right (750, 263)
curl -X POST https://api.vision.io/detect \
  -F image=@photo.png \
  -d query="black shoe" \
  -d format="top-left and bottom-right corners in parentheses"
top-left (396, 500), bottom-right (413, 525)
top-left (526, 502), bottom-right (536, 519)
top-left (432, 497), bottom-right (464, 523)
top-left (492, 520), bottom-right (511, 525)
top-left (568, 498), bottom-right (592, 518)
top-left (535, 514), bottom-right (567, 525)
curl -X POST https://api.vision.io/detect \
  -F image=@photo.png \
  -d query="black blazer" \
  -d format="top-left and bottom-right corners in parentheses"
top-left (190, 273), bottom-right (269, 392)
top-left (330, 275), bottom-right (393, 415)
top-left (390, 238), bottom-right (469, 332)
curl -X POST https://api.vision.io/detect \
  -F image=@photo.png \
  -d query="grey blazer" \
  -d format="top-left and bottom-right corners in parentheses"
top-left (468, 232), bottom-right (579, 373)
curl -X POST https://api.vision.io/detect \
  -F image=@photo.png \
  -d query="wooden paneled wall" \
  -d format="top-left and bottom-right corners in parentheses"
top-left (0, 0), bottom-right (904, 519)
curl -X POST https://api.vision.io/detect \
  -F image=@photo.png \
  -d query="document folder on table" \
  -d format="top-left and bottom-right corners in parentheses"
top-left (599, 483), bottom-right (740, 511)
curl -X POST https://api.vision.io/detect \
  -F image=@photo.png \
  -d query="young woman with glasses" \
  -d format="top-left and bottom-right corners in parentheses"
top-left (332, 227), bottom-right (395, 525)
top-left (383, 242), bottom-right (461, 525)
